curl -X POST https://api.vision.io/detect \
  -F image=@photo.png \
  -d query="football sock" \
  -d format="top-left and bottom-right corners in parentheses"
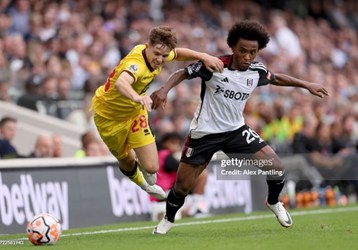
top-left (166, 189), bottom-right (185, 223)
top-left (267, 174), bottom-right (285, 205)
top-left (120, 163), bottom-right (146, 187)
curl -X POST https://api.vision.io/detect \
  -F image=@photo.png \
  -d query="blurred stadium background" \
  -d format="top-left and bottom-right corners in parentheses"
top-left (1, 0), bottom-right (358, 234)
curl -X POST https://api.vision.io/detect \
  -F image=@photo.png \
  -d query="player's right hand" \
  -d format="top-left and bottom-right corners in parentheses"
top-left (201, 54), bottom-right (224, 73)
top-left (134, 95), bottom-right (153, 111)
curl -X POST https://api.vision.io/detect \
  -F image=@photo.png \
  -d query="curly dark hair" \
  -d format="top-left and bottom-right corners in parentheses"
top-left (148, 25), bottom-right (178, 51)
top-left (227, 20), bottom-right (270, 50)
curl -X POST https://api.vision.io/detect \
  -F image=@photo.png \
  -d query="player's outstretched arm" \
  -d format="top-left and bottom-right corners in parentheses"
top-left (271, 73), bottom-right (329, 98)
top-left (174, 48), bottom-right (223, 73)
top-left (115, 71), bottom-right (153, 111)
top-left (151, 69), bottom-right (187, 110)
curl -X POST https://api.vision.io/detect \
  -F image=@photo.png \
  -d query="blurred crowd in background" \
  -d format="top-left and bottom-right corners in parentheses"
top-left (0, 0), bottom-right (358, 205)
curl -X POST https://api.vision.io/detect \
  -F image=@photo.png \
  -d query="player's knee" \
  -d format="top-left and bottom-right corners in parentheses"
top-left (271, 157), bottom-right (284, 172)
top-left (174, 181), bottom-right (191, 197)
top-left (267, 162), bottom-right (285, 181)
top-left (173, 186), bottom-right (189, 197)
top-left (274, 164), bottom-right (285, 172)
top-left (142, 163), bottom-right (158, 174)
top-left (199, 169), bottom-right (209, 180)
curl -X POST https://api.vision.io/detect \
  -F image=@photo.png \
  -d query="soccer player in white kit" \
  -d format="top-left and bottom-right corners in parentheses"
top-left (151, 20), bottom-right (329, 234)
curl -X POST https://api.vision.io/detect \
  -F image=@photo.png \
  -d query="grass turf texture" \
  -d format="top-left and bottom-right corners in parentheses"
top-left (1, 205), bottom-right (357, 250)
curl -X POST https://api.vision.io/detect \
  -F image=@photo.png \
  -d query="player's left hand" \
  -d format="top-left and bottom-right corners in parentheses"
top-left (201, 54), bottom-right (224, 73)
top-left (307, 83), bottom-right (329, 98)
top-left (150, 87), bottom-right (168, 109)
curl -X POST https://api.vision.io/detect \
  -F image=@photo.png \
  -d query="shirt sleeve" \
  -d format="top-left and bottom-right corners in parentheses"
top-left (184, 61), bottom-right (213, 81)
top-left (121, 59), bottom-right (144, 83)
top-left (165, 50), bottom-right (176, 62)
top-left (252, 62), bottom-right (275, 86)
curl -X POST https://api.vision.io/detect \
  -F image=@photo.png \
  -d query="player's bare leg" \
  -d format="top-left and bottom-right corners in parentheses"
top-left (119, 148), bottom-right (165, 200)
top-left (134, 142), bottom-right (160, 185)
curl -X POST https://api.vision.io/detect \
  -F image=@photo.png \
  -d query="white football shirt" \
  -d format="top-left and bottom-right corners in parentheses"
top-left (184, 55), bottom-right (275, 138)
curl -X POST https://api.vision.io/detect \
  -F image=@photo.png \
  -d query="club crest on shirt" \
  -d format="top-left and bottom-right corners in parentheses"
top-left (186, 147), bottom-right (194, 158)
top-left (266, 71), bottom-right (271, 80)
top-left (247, 79), bottom-right (253, 87)
top-left (128, 64), bottom-right (138, 73)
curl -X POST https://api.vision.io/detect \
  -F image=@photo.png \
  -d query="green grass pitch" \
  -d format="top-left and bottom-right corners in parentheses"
top-left (1, 205), bottom-right (357, 250)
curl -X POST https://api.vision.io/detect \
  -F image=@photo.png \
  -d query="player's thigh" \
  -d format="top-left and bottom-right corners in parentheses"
top-left (94, 112), bottom-right (131, 160)
top-left (174, 162), bottom-right (207, 196)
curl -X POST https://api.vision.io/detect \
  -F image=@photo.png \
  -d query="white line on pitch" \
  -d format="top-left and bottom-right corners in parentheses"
top-left (11, 206), bottom-right (358, 240)
top-left (57, 206), bottom-right (358, 238)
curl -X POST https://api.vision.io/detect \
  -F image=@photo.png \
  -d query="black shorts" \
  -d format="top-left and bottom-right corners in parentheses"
top-left (181, 124), bottom-right (267, 166)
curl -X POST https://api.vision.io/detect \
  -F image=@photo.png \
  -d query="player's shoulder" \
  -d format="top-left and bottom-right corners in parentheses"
top-left (120, 45), bottom-right (146, 69)
top-left (249, 61), bottom-right (268, 72)
top-left (131, 44), bottom-right (146, 53)
top-left (218, 55), bottom-right (232, 68)
top-left (123, 44), bottom-right (146, 62)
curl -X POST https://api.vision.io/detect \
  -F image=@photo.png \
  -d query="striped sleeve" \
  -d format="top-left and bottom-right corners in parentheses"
top-left (250, 62), bottom-right (275, 86)
top-left (184, 61), bottom-right (212, 81)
